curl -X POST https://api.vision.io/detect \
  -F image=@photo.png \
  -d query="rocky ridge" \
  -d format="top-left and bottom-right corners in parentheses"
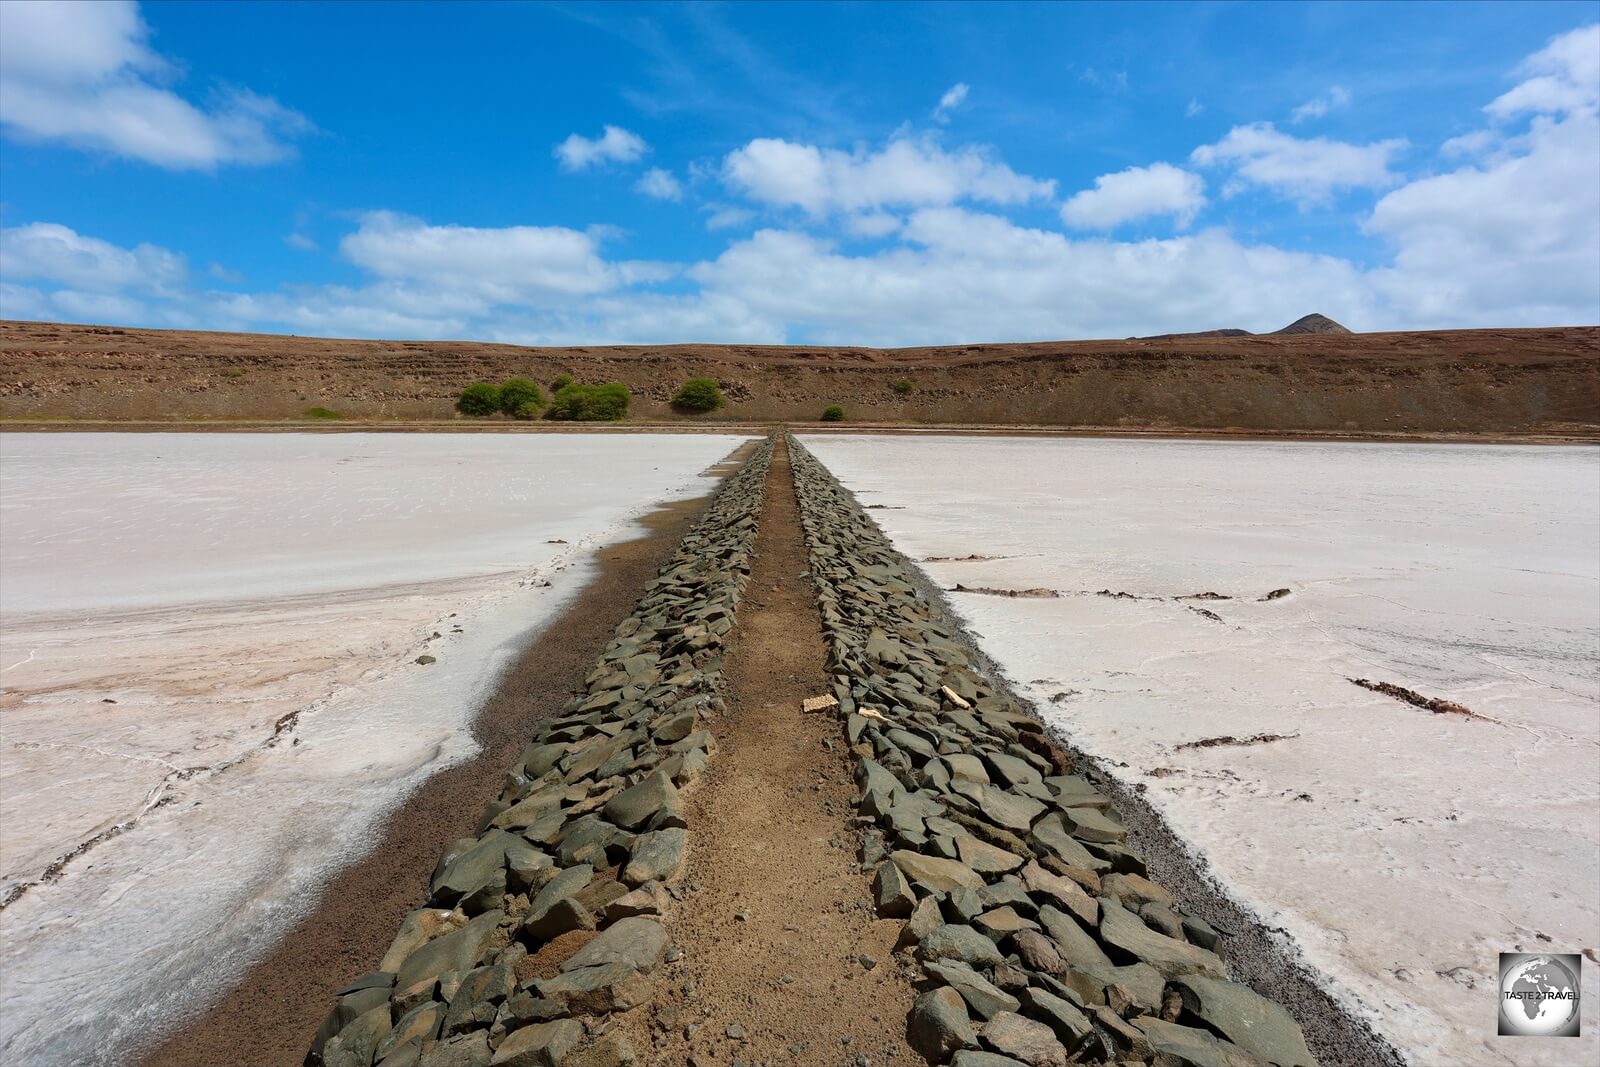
top-left (787, 436), bottom-right (1317, 1067)
top-left (307, 437), bottom-right (774, 1067)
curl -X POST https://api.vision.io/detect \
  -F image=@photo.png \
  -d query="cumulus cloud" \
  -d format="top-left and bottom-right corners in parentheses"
top-left (1060, 163), bottom-right (1205, 230)
top-left (932, 82), bottom-right (969, 123)
top-left (635, 167), bottom-right (684, 201)
top-left (0, 0), bottom-right (311, 170)
top-left (0, 221), bottom-right (185, 292)
top-left (721, 134), bottom-right (1054, 216)
top-left (1191, 122), bottom-right (1405, 203)
top-left (554, 125), bottom-right (647, 170)
top-left (1290, 86), bottom-right (1351, 123)
top-left (1365, 23), bottom-right (1600, 327)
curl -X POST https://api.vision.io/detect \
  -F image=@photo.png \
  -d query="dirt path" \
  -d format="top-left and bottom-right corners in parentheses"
top-left (615, 436), bottom-right (918, 1067)
top-left (142, 445), bottom-right (754, 1067)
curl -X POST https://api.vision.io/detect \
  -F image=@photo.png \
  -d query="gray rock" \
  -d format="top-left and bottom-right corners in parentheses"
top-left (980, 1011), bottom-right (1067, 1067)
top-left (621, 827), bottom-right (685, 887)
top-left (924, 960), bottom-right (1021, 1019)
top-left (917, 924), bottom-right (1005, 969)
top-left (873, 860), bottom-right (917, 918)
top-left (1016, 987), bottom-right (1093, 1045)
top-left (908, 986), bottom-right (976, 1064)
top-left (377, 1001), bottom-right (445, 1061)
top-left (1028, 815), bottom-right (1107, 871)
top-left (890, 850), bottom-right (984, 893)
top-left (559, 917), bottom-right (667, 974)
top-left (379, 909), bottom-right (457, 974)
top-left (420, 1030), bottom-right (492, 1067)
top-left (523, 896), bottom-right (594, 941)
top-left (489, 1018), bottom-right (585, 1066)
top-left (899, 894), bottom-right (944, 948)
top-left (396, 910), bottom-right (503, 995)
top-left (536, 961), bottom-right (651, 1014)
top-left (432, 830), bottom-right (526, 907)
top-left (1130, 1018), bottom-right (1271, 1067)
top-left (323, 1005), bottom-right (391, 1067)
top-left (1171, 975), bottom-right (1316, 1067)
top-left (956, 836), bottom-right (1025, 875)
top-left (603, 771), bottom-right (679, 830)
top-left (1101, 872), bottom-right (1172, 909)
top-left (1018, 862), bottom-right (1097, 927)
top-left (974, 906), bottom-right (1038, 939)
top-left (442, 961), bottom-right (515, 1036)
top-left (950, 1054), bottom-right (1028, 1067)
top-left (1098, 899), bottom-right (1226, 979)
top-left (974, 787), bottom-right (1046, 834)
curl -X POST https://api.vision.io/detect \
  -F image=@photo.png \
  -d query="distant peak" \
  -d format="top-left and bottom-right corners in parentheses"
top-left (1273, 313), bottom-right (1351, 335)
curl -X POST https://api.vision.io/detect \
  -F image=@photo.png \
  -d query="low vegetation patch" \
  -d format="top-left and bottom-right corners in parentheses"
top-left (671, 377), bottom-right (725, 413)
top-left (456, 382), bottom-right (501, 417)
top-left (820, 404), bottom-right (846, 422)
top-left (303, 406), bottom-right (343, 420)
top-left (548, 381), bottom-right (630, 421)
top-left (498, 377), bottom-right (546, 419)
top-left (892, 378), bottom-right (914, 395)
top-left (551, 373), bottom-right (574, 392)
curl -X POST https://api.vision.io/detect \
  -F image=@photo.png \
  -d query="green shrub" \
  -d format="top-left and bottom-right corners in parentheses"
top-left (821, 404), bottom-right (846, 422)
top-left (303, 406), bottom-right (342, 420)
top-left (671, 377), bottom-right (724, 413)
top-left (456, 382), bottom-right (502, 417)
top-left (892, 378), bottom-right (914, 395)
top-left (499, 377), bottom-right (545, 416)
top-left (551, 373), bottom-right (575, 392)
top-left (548, 382), bottom-right (630, 421)
top-left (514, 400), bottom-right (543, 420)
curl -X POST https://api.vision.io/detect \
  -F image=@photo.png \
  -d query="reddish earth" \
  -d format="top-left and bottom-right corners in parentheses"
top-left (2, 318), bottom-right (1597, 435)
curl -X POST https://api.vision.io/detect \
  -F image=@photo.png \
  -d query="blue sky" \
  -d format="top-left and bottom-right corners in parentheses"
top-left (0, 0), bottom-right (1596, 345)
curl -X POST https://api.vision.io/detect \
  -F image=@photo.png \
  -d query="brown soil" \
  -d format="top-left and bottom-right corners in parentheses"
top-left (3, 319), bottom-right (1597, 435)
top-left (139, 442), bottom-right (755, 1067)
top-left (612, 437), bottom-right (919, 1067)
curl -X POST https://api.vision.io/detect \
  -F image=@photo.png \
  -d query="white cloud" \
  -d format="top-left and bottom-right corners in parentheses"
top-left (0, 0), bottom-right (311, 169)
top-left (635, 167), bottom-right (683, 201)
top-left (844, 212), bottom-right (903, 239)
top-left (1364, 24), bottom-right (1600, 327)
top-left (1290, 86), bottom-right (1351, 123)
top-left (338, 212), bottom-right (626, 303)
top-left (1486, 23), bottom-right (1599, 119)
top-left (932, 82), bottom-right (969, 123)
top-left (0, 221), bottom-right (185, 292)
top-left (722, 134), bottom-right (1054, 216)
top-left (703, 206), bottom-right (756, 231)
top-left (284, 232), bottom-right (318, 251)
top-left (1060, 163), bottom-right (1205, 230)
top-left (1191, 122), bottom-right (1405, 202)
top-left (554, 125), bottom-right (647, 171)
top-left (1185, 98), bottom-right (1204, 118)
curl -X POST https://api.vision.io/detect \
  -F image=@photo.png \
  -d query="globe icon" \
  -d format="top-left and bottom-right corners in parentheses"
top-left (1500, 955), bottom-right (1581, 1036)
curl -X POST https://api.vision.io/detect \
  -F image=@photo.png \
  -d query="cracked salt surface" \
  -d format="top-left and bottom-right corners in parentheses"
top-left (0, 431), bottom-right (750, 1066)
top-left (803, 433), bottom-right (1599, 1067)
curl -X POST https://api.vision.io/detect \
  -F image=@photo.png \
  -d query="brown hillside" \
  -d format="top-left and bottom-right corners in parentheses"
top-left (2, 319), bottom-right (1597, 435)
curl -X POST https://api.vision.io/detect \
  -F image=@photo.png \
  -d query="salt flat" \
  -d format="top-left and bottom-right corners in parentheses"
top-left (802, 434), bottom-right (1599, 1067)
top-left (0, 431), bottom-right (749, 1066)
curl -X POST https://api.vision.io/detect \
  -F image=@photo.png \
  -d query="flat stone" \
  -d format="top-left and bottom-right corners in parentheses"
top-left (490, 1018), bottom-right (586, 1066)
top-left (899, 894), bottom-right (944, 948)
top-left (1060, 805), bottom-right (1126, 843)
top-left (1099, 899), bottom-right (1226, 979)
top-left (523, 897), bottom-right (594, 941)
top-left (569, 1033), bottom-right (638, 1067)
top-left (559, 917), bottom-right (667, 974)
top-left (522, 743), bottom-right (568, 778)
top-left (982, 752), bottom-right (1041, 789)
top-left (873, 860), bottom-right (917, 917)
top-left (980, 1011), bottom-right (1067, 1067)
top-left (924, 960), bottom-right (1021, 1019)
top-left (537, 961), bottom-right (652, 1014)
top-left (432, 830), bottom-right (526, 906)
top-left (380, 909), bottom-right (457, 974)
top-left (1018, 862), bottom-right (1097, 928)
top-left (908, 986), bottom-right (976, 1064)
top-left (976, 787), bottom-right (1047, 834)
top-left (1017, 987), bottom-right (1093, 1045)
top-left (957, 836), bottom-right (1025, 875)
top-left (605, 883), bottom-right (668, 921)
top-left (890, 850), bottom-right (984, 892)
top-left (1028, 815), bottom-right (1108, 871)
top-left (621, 827), bottom-right (685, 887)
top-left (525, 865), bottom-right (594, 927)
top-left (323, 1005), bottom-right (391, 1067)
top-left (602, 771), bottom-right (679, 831)
top-left (1013, 929), bottom-right (1067, 975)
top-left (974, 906), bottom-right (1038, 938)
top-left (950, 1054), bottom-right (1028, 1067)
top-left (942, 754), bottom-right (990, 786)
top-left (421, 1030), bottom-right (493, 1067)
top-left (1131, 1018), bottom-right (1272, 1067)
top-left (1100, 872), bottom-right (1172, 910)
top-left (918, 924), bottom-right (1005, 969)
top-left (396, 910), bottom-right (503, 994)
top-left (1171, 975), bottom-right (1316, 1067)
